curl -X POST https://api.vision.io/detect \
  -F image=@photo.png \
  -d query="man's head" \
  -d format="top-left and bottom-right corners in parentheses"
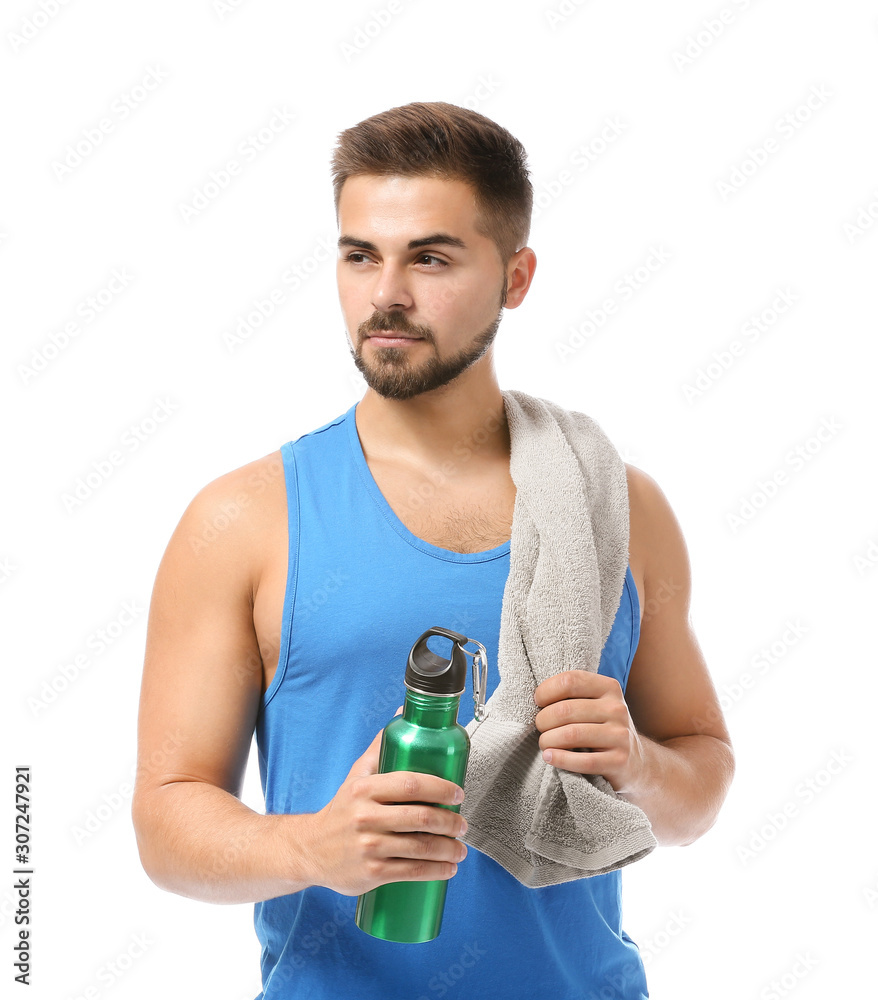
top-left (331, 103), bottom-right (536, 401)
top-left (330, 101), bottom-right (533, 266)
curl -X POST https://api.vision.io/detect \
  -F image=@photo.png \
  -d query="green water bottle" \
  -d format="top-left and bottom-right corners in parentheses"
top-left (355, 626), bottom-right (488, 944)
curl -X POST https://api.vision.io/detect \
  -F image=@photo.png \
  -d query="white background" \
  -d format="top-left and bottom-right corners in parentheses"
top-left (3, 1), bottom-right (877, 997)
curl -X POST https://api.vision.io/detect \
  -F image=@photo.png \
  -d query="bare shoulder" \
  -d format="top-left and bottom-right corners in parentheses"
top-left (623, 463), bottom-right (731, 747)
top-left (185, 450), bottom-right (287, 530)
top-left (193, 449), bottom-right (285, 500)
top-left (625, 462), bottom-right (691, 604)
top-left (138, 450), bottom-right (288, 802)
top-left (625, 462), bottom-right (676, 530)
top-left (167, 450), bottom-right (287, 587)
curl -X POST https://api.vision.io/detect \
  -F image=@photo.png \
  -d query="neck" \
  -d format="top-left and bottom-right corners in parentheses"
top-left (354, 361), bottom-right (510, 471)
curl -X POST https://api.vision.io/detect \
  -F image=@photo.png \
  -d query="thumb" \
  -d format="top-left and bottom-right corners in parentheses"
top-left (347, 726), bottom-right (385, 780)
top-left (347, 706), bottom-right (401, 780)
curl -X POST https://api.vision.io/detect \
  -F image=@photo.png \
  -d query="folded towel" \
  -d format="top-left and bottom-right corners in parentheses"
top-left (460, 390), bottom-right (657, 887)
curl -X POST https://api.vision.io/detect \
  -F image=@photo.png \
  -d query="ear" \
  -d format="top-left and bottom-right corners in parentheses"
top-left (503, 247), bottom-right (537, 309)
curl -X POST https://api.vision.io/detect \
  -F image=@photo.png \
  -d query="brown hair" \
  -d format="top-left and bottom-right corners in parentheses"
top-left (330, 101), bottom-right (532, 263)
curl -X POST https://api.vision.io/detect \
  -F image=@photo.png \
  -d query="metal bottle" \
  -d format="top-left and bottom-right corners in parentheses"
top-left (355, 626), bottom-right (488, 944)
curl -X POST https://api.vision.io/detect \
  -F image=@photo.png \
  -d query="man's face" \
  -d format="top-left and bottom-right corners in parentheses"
top-left (336, 174), bottom-right (508, 401)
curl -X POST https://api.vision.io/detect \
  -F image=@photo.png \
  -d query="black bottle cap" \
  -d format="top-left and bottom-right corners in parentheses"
top-left (405, 627), bottom-right (469, 696)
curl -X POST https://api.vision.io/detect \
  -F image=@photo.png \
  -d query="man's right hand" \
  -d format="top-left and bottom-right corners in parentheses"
top-left (300, 729), bottom-right (469, 897)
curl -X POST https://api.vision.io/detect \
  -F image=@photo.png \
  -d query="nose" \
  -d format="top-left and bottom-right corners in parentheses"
top-left (371, 261), bottom-right (413, 314)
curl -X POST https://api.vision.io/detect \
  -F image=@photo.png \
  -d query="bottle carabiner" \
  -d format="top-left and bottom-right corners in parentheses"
top-left (457, 638), bottom-right (489, 722)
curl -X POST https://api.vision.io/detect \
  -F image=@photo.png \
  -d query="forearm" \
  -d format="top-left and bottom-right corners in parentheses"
top-left (132, 781), bottom-right (317, 904)
top-left (618, 734), bottom-right (735, 846)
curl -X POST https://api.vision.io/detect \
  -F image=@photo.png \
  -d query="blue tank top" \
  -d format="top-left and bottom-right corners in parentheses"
top-left (254, 401), bottom-right (649, 1000)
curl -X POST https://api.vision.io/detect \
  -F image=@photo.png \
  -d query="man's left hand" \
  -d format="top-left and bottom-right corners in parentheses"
top-left (533, 670), bottom-right (648, 795)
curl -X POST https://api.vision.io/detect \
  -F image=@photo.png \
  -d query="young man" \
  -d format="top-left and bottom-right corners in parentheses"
top-left (133, 102), bottom-right (734, 999)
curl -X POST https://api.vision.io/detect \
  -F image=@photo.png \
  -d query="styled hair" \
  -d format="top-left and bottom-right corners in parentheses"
top-left (330, 101), bottom-right (532, 263)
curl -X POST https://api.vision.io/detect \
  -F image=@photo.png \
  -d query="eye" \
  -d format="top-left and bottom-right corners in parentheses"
top-left (343, 252), bottom-right (371, 264)
top-left (415, 254), bottom-right (448, 268)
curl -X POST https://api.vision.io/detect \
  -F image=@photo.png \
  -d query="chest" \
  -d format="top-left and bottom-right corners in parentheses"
top-left (252, 450), bottom-right (644, 693)
top-left (368, 461), bottom-right (517, 555)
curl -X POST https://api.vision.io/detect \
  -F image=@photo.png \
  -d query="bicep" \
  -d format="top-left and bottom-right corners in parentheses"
top-left (135, 482), bottom-right (264, 800)
top-left (624, 467), bottom-right (730, 746)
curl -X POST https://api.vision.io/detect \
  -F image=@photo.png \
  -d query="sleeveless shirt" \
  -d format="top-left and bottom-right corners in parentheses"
top-left (253, 401), bottom-right (649, 999)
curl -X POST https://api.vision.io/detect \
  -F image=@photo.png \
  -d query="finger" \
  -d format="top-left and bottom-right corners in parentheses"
top-left (349, 707), bottom-right (403, 778)
top-left (382, 802), bottom-right (469, 839)
top-left (373, 770), bottom-right (465, 809)
top-left (541, 746), bottom-right (617, 775)
top-left (353, 826), bottom-right (467, 886)
top-left (373, 856), bottom-right (462, 883)
top-left (534, 670), bottom-right (614, 708)
top-left (360, 829), bottom-right (467, 884)
top-left (538, 723), bottom-right (621, 753)
top-left (379, 829), bottom-right (468, 863)
top-left (534, 698), bottom-right (603, 733)
top-left (347, 728), bottom-right (385, 780)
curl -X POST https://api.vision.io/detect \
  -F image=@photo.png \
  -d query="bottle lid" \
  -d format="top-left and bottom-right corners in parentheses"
top-left (405, 627), bottom-right (469, 697)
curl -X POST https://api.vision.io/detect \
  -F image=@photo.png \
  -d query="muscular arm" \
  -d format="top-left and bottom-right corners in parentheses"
top-left (131, 462), bottom-right (304, 903)
top-left (132, 460), bottom-right (467, 905)
top-left (621, 465), bottom-right (735, 843)
top-left (535, 465), bottom-right (735, 847)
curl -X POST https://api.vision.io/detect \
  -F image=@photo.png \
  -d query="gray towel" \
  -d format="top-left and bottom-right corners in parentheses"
top-left (460, 390), bottom-right (657, 887)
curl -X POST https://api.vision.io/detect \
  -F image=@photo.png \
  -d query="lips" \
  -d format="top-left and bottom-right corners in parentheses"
top-left (367, 331), bottom-right (422, 339)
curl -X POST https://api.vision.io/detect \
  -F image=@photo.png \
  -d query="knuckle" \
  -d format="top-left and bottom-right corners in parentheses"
top-left (554, 698), bottom-right (573, 721)
top-left (402, 775), bottom-right (420, 798)
top-left (350, 777), bottom-right (371, 800)
top-left (557, 671), bottom-right (578, 695)
top-left (358, 832), bottom-right (379, 856)
top-left (573, 724), bottom-right (591, 747)
top-left (416, 832), bottom-right (438, 858)
top-left (414, 806), bottom-right (432, 831)
top-left (608, 699), bottom-right (627, 721)
top-left (351, 807), bottom-right (373, 834)
top-left (409, 860), bottom-right (429, 880)
top-left (610, 722), bottom-right (629, 745)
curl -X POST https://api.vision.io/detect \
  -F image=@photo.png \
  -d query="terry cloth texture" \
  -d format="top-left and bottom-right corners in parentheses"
top-left (460, 389), bottom-right (657, 887)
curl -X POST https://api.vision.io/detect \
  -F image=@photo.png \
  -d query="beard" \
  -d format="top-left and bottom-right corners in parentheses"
top-left (349, 276), bottom-right (507, 402)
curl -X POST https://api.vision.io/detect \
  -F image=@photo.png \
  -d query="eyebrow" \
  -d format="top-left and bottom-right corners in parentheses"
top-left (337, 232), bottom-right (468, 252)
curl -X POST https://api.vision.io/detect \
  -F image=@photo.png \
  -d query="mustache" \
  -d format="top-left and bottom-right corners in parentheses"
top-left (360, 311), bottom-right (434, 340)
